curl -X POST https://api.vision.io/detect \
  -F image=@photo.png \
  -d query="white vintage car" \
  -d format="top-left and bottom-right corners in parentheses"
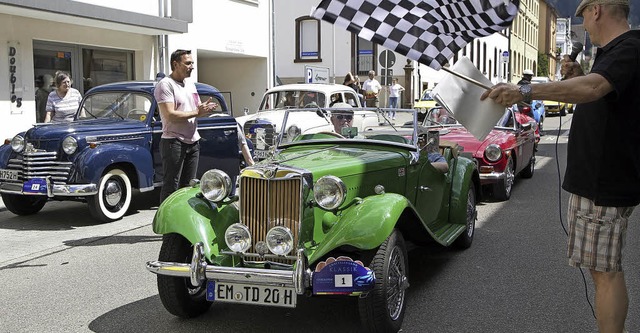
top-left (236, 84), bottom-right (378, 159)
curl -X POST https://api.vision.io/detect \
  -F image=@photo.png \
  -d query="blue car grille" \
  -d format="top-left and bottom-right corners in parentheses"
top-left (7, 151), bottom-right (72, 183)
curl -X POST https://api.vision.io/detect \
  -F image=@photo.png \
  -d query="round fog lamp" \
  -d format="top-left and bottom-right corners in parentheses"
top-left (224, 223), bottom-right (251, 253)
top-left (266, 226), bottom-right (294, 256)
top-left (11, 135), bottom-right (25, 153)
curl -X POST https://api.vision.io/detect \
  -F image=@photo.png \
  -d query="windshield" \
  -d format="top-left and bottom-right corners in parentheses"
top-left (78, 92), bottom-right (152, 122)
top-left (420, 90), bottom-right (434, 101)
top-left (423, 107), bottom-right (514, 129)
top-left (272, 108), bottom-right (418, 148)
top-left (260, 90), bottom-right (327, 110)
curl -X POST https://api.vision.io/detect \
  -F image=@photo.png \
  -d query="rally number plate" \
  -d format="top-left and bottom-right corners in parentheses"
top-left (0, 169), bottom-right (18, 181)
top-left (206, 281), bottom-right (296, 308)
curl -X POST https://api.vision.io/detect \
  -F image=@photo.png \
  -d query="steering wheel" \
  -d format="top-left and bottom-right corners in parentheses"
top-left (126, 109), bottom-right (147, 120)
top-left (315, 131), bottom-right (344, 139)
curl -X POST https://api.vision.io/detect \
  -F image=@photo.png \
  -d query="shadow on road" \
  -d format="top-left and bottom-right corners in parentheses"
top-left (63, 235), bottom-right (162, 247)
top-left (88, 244), bottom-right (458, 333)
top-left (89, 294), bottom-right (363, 333)
top-left (0, 189), bottom-right (161, 231)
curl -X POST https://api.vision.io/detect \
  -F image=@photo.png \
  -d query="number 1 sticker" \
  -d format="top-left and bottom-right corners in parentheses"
top-left (334, 274), bottom-right (353, 287)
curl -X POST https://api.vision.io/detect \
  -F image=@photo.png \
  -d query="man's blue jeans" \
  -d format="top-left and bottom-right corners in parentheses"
top-left (160, 138), bottom-right (200, 203)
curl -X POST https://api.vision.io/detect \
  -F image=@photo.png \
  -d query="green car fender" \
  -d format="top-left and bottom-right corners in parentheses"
top-left (152, 186), bottom-right (238, 262)
top-left (449, 157), bottom-right (478, 225)
top-left (308, 193), bottom-right (409, 263)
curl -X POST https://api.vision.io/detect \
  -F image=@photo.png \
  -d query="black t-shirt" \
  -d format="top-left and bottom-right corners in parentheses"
top-left (562, 30), bottom-right (640, 206)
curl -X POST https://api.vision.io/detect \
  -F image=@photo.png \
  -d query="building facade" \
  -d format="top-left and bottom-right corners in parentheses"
top-left (0, 0), bottom-right (271, 140)
top-left (274, 0), bottom-right (511, 109)
top-left (510, 0), bottom-right (540, 83)
top-left (538, 0), bottom-right (559, 80)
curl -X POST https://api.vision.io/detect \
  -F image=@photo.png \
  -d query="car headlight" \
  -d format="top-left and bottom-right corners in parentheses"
top-left (266, 226), bottom-right (294, 256)
top-left (62, 136), bottom-right (78, 155)
top-left (286, 125), bottom-right (301, 140)
top-left (484, 144), bottom-right (503, 162)
top-left (314, 175), bottom-right (347, 210)
top-left (200, 169), bottom-right (232, 202)
top-left (10, 135), bottom-right (24, 153)
top-left (224, 223), bottom-right (251, 253)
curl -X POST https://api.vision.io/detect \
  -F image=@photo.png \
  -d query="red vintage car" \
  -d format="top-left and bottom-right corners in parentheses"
top-left (423, 106), bottom-right (538, 201)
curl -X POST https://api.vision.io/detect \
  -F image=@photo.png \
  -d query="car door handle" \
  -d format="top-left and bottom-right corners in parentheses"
top-left (419, 186), bottom-right (431, 191)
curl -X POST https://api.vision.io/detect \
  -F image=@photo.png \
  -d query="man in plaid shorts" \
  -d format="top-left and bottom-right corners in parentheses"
top-left (481, 1), bottom-right (638, 332)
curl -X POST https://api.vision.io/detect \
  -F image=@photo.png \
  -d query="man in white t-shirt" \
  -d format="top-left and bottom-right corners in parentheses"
top-left (154, 49), bottom-right (217, 203)
top-left (361, 70), bottom-right (382, 107)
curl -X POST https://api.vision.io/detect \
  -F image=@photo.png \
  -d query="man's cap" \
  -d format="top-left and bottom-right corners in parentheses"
top-left (330, 103), bottom-right (353, 111)
top-left (575, 0), bottom-right (629, 17)
top-left (523, 69), bottom-right (534, 76)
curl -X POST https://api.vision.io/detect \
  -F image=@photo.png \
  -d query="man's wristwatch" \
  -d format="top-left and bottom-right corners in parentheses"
top-left (519, 84), bottom-right (532, 103)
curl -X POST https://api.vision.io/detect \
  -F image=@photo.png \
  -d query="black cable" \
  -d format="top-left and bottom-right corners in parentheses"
top-left (554, 110), bottom-right (597, 319)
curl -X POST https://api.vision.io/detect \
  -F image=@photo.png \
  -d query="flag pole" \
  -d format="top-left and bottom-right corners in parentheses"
top-left (441, 67), bottom-right (493, 90)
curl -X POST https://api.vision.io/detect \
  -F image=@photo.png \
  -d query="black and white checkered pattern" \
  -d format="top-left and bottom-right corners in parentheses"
top-left (312, 0), bottom-right (520, 70)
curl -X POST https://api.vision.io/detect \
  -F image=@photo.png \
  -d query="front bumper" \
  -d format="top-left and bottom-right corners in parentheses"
top-left (0, 180), bottom-right (97, 197)
top-left (146, 243), bottom-right (311, 295)
top-left (479, 170), bottom-right (505, 185)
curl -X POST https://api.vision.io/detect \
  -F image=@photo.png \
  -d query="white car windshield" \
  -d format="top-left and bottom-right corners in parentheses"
top-left (260, 91), bottom-right (327, 110)
top-left (273, 108), bottom-right (418, 147)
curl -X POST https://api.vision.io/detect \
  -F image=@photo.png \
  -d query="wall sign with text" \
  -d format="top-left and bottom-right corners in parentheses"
top-left (8, 41), bottom-right (23, 113)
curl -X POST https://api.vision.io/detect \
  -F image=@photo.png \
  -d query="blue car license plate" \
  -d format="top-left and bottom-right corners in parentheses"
top-left (23, 178), bottom-right (48, 194)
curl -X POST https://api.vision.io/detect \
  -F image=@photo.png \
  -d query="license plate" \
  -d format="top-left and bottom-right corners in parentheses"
top-left (0, 169), bottom-right (19, 181)
top-left (254, 149), bottom-right (270, 159)
top-left (206, 281), bottom-right (296, 308)
top-left (23, 178), bottom-right (47, 194)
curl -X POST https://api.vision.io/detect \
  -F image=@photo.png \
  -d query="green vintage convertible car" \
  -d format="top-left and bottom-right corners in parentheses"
top-left (146, 107), bottom-right (480, 332)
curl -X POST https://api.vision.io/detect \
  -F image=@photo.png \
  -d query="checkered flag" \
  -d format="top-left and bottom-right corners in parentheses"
top-left (312, 0), bottom-right (520, 70)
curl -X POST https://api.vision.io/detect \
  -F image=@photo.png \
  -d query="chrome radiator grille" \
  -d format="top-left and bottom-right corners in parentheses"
top-left (7, 151), bottom-right (72, 183)
top-left (240, 176), bottom-right (303, 256)
top-left (243, 121), bottom-right (277, 149)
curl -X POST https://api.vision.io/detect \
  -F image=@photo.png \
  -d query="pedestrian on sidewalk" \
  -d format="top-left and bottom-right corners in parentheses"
top-left (387, 78), bottom-right (404, 119)
top-left (154, 49), bottom-right (217, 203)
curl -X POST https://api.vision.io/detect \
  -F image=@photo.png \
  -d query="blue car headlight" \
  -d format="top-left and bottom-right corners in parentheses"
top-left (10, 135), bottom-right (24, 153)
top-left (62, 136), bottom-right (78, 155)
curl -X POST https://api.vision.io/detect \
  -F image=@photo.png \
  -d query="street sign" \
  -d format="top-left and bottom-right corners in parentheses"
top-left (379, 50), bottom-right (396, 68)
top-left (501, 51), bottom-right (509, 63)
top-left (380, 68), bottom-right (394, 85)
top-left (379, 50), bottom-right (396, 85)
top-left (304, 65), bottom-right (330, 84)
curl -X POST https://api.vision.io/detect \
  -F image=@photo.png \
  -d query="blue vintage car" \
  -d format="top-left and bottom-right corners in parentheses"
top-left (0, 81), bottom-right (242, 222)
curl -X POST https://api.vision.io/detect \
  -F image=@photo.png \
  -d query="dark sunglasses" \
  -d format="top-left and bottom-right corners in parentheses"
top-left (336, 115), bottom-right (353, 120)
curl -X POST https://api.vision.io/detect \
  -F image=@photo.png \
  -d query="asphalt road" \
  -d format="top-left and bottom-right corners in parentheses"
top-left (0, 114), bottom-right (638, 333)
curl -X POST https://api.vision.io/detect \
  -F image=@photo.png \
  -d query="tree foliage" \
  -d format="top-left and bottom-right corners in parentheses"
top-left (537, 53), bottom-right (550, 77)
